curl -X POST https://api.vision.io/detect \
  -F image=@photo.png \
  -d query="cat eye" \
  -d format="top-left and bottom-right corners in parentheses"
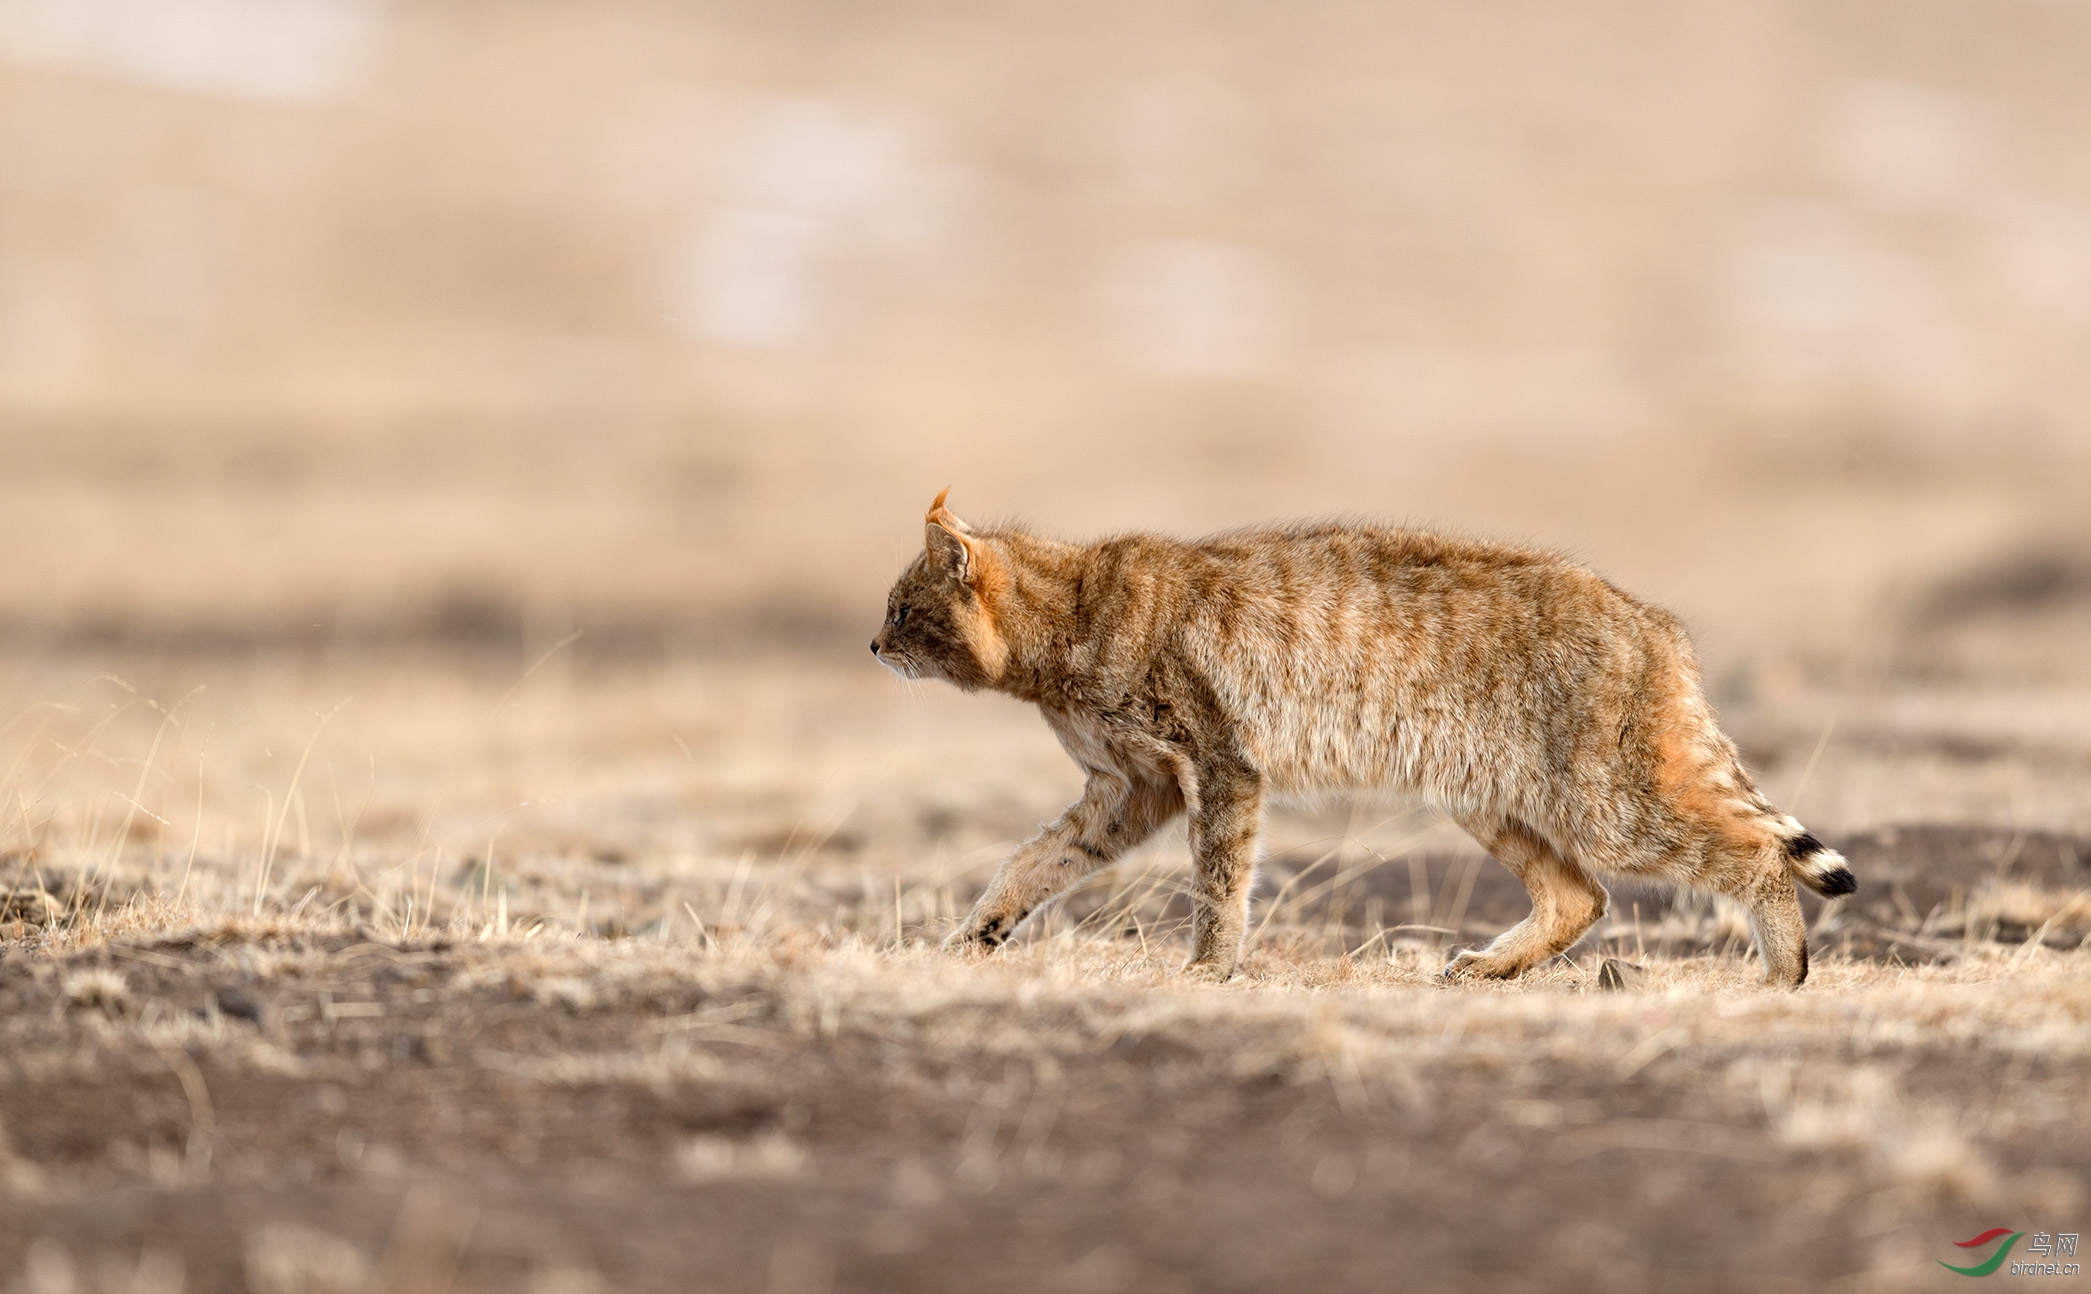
top-left (892, 605), bottom-right (910, 627)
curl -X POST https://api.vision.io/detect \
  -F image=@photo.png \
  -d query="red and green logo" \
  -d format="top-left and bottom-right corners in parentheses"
top-left (1940, 1229), bottom-right (2023, 1277)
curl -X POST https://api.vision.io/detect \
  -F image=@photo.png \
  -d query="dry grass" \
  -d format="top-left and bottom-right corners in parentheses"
top-left (0, 655), bottom-right (2085, 1293)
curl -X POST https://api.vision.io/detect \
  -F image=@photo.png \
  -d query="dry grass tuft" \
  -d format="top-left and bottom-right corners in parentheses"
top-left (244, 1225), bottom-right (371, 1294)
top-left (1966, 879), bottom-right (2091, 934)
top-left (58, 968), bottom-right (132, 1017)
top-left (676, 1132), bottom-right (809, 1183)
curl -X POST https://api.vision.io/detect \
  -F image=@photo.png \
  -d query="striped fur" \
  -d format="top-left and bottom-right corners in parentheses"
top-left (871, 493), bottom-right (1853, 987)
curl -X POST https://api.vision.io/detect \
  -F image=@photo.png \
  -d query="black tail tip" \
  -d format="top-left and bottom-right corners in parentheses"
top-left (1785, 831), bottom-right (1857, 896)
top-left (1814, 866), bottom-right (1858, 897)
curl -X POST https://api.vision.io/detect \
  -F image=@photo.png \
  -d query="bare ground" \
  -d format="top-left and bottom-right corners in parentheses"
top-left (1, 655), bottom-right (2087, 1294)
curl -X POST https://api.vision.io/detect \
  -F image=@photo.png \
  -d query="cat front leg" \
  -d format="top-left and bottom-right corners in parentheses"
top-left (1185, 754), bottom-right (1265, 979)
top-left (946, 771), bottom-right (1182, 953)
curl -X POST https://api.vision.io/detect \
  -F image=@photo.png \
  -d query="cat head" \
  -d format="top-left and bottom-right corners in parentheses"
top-left (871, 489), bottom-right (1010, 689)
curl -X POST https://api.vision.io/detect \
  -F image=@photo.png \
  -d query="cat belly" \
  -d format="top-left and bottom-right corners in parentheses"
top-left (1240, 698), bottom-right (1516, 815)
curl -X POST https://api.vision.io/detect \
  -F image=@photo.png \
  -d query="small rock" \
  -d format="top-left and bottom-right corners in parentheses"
top-left (1596, 958), bottom-right (1649, 991)
top-left (0, 889), bottom-right (61, 927)
top-left (216, 989), bottom-right (267, 1024)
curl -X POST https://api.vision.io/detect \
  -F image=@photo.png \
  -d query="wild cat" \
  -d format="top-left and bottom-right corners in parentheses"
top-left (871, 492), bottom-right (1855, 987)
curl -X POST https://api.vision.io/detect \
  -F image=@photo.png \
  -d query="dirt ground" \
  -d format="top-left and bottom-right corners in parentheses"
top-left (0, 645), bottom-right (2087, 1294)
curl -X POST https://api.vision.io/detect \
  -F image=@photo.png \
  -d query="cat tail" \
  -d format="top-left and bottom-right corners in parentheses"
top-left (1779, 828), bottom-right (1857, 898)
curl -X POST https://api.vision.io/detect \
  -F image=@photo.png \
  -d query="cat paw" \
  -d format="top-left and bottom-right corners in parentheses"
top-left (1182, 957), bottom-right (1239, 983)
top-left (943, 911), bottom-right (1015, 954)
top-left (1440, 949), bottom-right (1522, 982)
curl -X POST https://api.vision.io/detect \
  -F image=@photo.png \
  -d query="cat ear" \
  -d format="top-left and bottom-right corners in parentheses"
top-left (924, 487), bottom-right (972, 535)
top-left (924, 488), bottom-right (981, 585)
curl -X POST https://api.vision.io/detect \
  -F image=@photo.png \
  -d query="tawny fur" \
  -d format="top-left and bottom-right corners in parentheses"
top-left (872, 492), bottom-right (1855, 987)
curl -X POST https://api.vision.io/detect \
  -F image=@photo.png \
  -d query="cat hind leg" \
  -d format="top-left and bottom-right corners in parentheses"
top-left (1441, 817), bottom-right (1609, 982)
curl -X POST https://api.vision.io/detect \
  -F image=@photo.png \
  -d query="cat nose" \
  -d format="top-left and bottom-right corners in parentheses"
top-left (869, 640), bottom-right (881, 654)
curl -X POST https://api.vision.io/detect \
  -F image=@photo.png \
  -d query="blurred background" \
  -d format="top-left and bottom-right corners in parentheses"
top-left (2, 0), bottom-right (2089, 725)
